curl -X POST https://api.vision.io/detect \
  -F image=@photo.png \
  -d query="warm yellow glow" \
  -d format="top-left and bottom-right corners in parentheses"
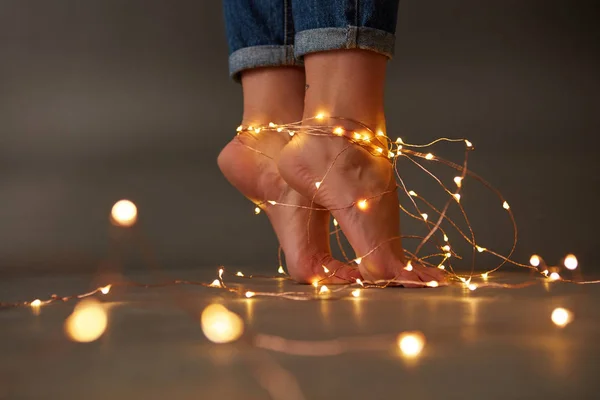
top-left (396, 137), bottom-right (404, 144)
top-left (254, 128), bottom-right (261, 133)
top-left (438, 264), bottom-right (446, 270)
top-left (421, 213), bottom-right (428, 221)
top-left (218, 268), bottom-right (224, 279)
top-left (319, 285), bottom-right (330, 294)
top-left (268, 200), bottom-right (277, 205)
top-left (542, 269), bottom-right (549, 276)
top-left (357, 199), bottom-right (368, 210)
top-left (248, 126), bottom-right (254, 132)
top-left (564, 254), bottom-right (578, 270)
top-left (100, 285), bottom-right (111, 295)
top-left (476, 246), bottom-right (486, 253)
top-left (503, 201), bottom-right (510, 210)
top-left (254, 207), bottom-right (261, 215)
top-left (276, 127), bottom-right (283, 132)
top-left (530, 254), bottom-right (541, 267)
top-left (453, 193), bottom-right (461, 202)
top-left (245, 291), bottom-right (255, 298)
top-left (312, 280), bottom-right (319, 288)
top-left (30, 299), bottom-right (42, 307)
top-left (65, 299), bottom-right (108, 343)
top-left (388, 151), bottom-right (395, 158)
top-left (408, 190), bottom-right (417, 197)
top-left (551, 307), bottom-right (573, 327)
top-left (442, 245), bottom-right (451, 252)
top-left (315, 181), bottom-right (322, 189)
top-left (210, 279), bottom-right (221, 288)
top-left (549, 272), bottom-right (561, 281)
top-left (289, 131), bottom-right (295, 137)
top-left (445, 252), bottom-right (452, 258)
top-left (322, 265), bottom-right (330, 274)
top-left (351, 289), bottom-right (361, 297)
top-left (427, 281), bottom-right (439, 288)
top-left (404, 261), bottom-right (413, 271)
top-left (333, 218), bottom-right (338, 226)
top-left (236, 271), bottom-right (244, 277)
top-left (363, 134), bottom-right (371, 141)
top-left (465, 140), bottom-right (473, 148)
top-left (278, 266), bottom-right (285, 274)
top-left (315, 113), bottom-right (325, 120)
top-left (268, 122), bottom-right (276, 127)
top-left (468, 284), bottom-right (477, 291)
top-left (353, 132), bottom-right (362, 140)
top-left (201, 304), bottom-right (244, 344)
top-left (425, 153), bottom-right (434, 160)
top-left (356, 278), bottom-right (364, 286)
top-left (354, 257), bottom-right (362, 265)
top-left (333, 127), bottom-right (344, 135)
top-left (236, 125), bottom-right (243, 132)
top-left (111, 199), bottom-right (138, 227)
top-left (397, 331), bottom-right (425, 358)
top-left (443, 234), bottom-right (449, 242)
top-left (453, 176), bottom-right (463, 187)
top-left (376, 147), bottom-right (383, 153)
top-left (481, 273), bottom-right (489, 280)
top-left (377, 130), bottom-right (385, 136)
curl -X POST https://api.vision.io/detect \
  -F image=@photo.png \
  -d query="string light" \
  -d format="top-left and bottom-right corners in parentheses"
top-left (476, 246), bottom-right (486, 253)
top-left (438, 265), bottom-right (446, 270)
top-left (354, 257), bottom-right (362, 265)
top-left (254, 207), bottom-right (261, 215)
top-left (421, 213), bottom-right (428, 221)
top-left (529, 255), bottom-right (541, 267)
top-left (356, 279), bottom-right (364, 286)
top-left (64, 299), bottom-right (108, 343)
top-left (453, 193), bottom-right (461, 202)
top-left (333, 218), bottom-right (338, 226)
top-left (333, 127), bottom-right (344, 135)
top-left (30, 299), bottom-right (42, 308)
top-left (404, 261), bottom-right (413, 271)
top-left (201, 304), bottom-right (244, 344)
top-left (351, 289), bottom-right (361, 297)
top-left (278, 266), bottom-right (286, 274)
top-left (315, 181), bottom-right (322, 189)
top-left (100, 285), bottom-right (111, 295)
top-left (481, 273), bottom-right (489, 280)
top-left (549, 272), bottom-right (561, 281)
top-left (468, 284), bottom-right (477, 291)
top-left (427, 281), bottom-right (439, 287)
top-left (408, 191), bottom-right (418, 197)
top-left (503, 201), bottom-right (510, 210)
top-left (319, 286), bottom-right (330, 294)
top-left (236, 271), bottom-right (244, 277)
top-left (551, 307), bottom-right (573, 327)
top-left (397, 331), bottom-right (425, 358)
top-left (357, 199), bottom-right (368, 210)
top-left (245, 291), bottom-right (255, 298)
top-left (322, 265), bottom-right (330, 274)
top-left (210, 279), bottom-right (221, 288)
top-left (564, 254), bottom-right (578, 270)
top-left (454, 176), bottom-right (463, 187)
top-left (425, 153), bottom-right (434, 160)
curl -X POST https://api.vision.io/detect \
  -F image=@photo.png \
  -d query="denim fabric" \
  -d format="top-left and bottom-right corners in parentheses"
top-left (223, 0), bottom-right (400, 81)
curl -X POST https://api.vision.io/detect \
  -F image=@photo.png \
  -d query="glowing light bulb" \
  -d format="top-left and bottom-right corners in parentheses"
top-left (236, 125), bottom-right (243, 132)
top-left (254, 128), bottom-right (261, 133)
top-left (236, 271), bottom-right (244, 277)
top-left (481, 273), bottom-right (489, 280)
top-left (549, 272), bottom-right (561, 281)
top-left (363, 134), bottom-right (371, 141)
top-left (333, 127), bottom-right (344, 135)
top-left (388, 151), bottom-right (395, 158)
top-left (427, 281), bottom-right (439, 288)
top-left (377, 130), bottom-right (385, 136)
top-left (333, 219), bottom-right (338, 226)
top-left (100, 285), bottom-right (111, 295)
top-left (248, 126), bottom-right (254, 132)
top-left (315, 181), bottom-right (322, 189)
top-left (468, 284), bottom-right (477, 291)
top-left (356, 279), bottom-right (364, 286)
top-left (322, 265), bottom-right (330, 274)
top-left (405, 261), bottom-right (413, 271)
top-left (319, 285), bottom-right (330, 294)
top-left (357, 199), bottom-right (368, 210)
top-left (443, 234), bottom-right (449, 242)
top-left (315, 113), bottom-right (325, 120)
top-left (438, 265), bottom-right (446, 270)
top-left (289, 131), bottom-right (295, 137)
top-left (376, 147), bottom-right (383, 153)
top-left (425, 153), bottom-right (434, 160)
top-left (354, 257), bottom-right (362, 265)
top-left (312, 280), bottom-right (319, 288)
top-left (408, 191), bottom-right (417, 197)
top-left (551, 307), bottom-right (572, 327)
top-left (245, 291), bottom-right (255, 298)
top-left (268, 200), bottom-right (277, 205)
top-left (110, 200), bottom-right (138, 227)
top-left (397, 331), bottom-right (425, 358)
top-left (454, 176), bottom-right (463, 187)
top-left (465, 140), bottom-right (473, 148)
top-left (268, 122), bottom-right (276, 127)
top-left (453, 193), bottom-right (461, 202)
top-left (530, 254), bottom-right (541, 267)
top-left (442, 245), bottom-right (451, 252)
top-left (30, 299), bottom-right (42, 308)
top-left (210, 279), bottom-right (221, 288)
top-left (218, 268), bottom-right (224, 279)
top-left (65, 299), bottom-right (108, 343)
top-left (351, 289), bottom-right (361, 297)
top-left (201, 304), bottom-right (244, 344)
top-left (542, 269), bottom-right (549, 276)
top-left (278, 266), bottom-right (285, 274)
top-left (503, 201), bottom-right (510, 210)
top-left (445, 252), bottom-right (452, 258)
top-left (396, 137), bottom-right (404, 144)
top-left (255, 207), bottom-right (261, 215)
top-left (396, 147), bottom-right (402, 155)
top-left (276, 127), bottom-right (283, 132)
top-left (476, 246), bottom-right (486, 253)
top-left (421, 213), bottom-right (428, 221)
top-left (564, 254), bottom-right (578, 270)
top-left (353, 132), bottom-right (362, 140)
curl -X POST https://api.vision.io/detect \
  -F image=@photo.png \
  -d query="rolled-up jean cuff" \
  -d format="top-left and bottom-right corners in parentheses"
top-left (294, 26), bottom-right (396, 59)
top-left (229, 45), bottom-right (303, 82)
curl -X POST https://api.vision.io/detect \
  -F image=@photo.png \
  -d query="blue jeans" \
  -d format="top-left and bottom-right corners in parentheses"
top-left (223, 0), bottom-right (400, 81)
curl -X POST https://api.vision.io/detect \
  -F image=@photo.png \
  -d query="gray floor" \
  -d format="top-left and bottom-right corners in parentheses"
top-left (1, 269), bottom-right (599, 400)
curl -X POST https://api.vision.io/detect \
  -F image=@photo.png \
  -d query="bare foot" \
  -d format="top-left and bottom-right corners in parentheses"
top-left (278, 128), bottom-right (446, 286)
top-left (218, 129), bottom-right (360, 284)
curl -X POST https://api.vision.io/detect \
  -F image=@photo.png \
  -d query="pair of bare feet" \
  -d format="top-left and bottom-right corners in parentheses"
top-left (218, 51), bottom-right (445, 287)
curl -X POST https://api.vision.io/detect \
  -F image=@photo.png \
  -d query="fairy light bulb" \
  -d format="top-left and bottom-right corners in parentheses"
top-left (442, 245), bottom-right (451, 252)
top-left (276, 127), bottom-right (283, 132)
top-left (315, 181), bottom-right (322, 189)
top-left (351, 289), bottom-right (361, 297)
top-left (254, 128), bottom-right (261, 133)
top-left (254, 207), bottom-right (261, 215)
top-left (289, 131), bottom-right (295, 137)
top-left (564, 254), bottom-right (578, 270)
top-left (438, 265), bottom-right (445, 270)
top-left (427, 281), bottom-right (439, 288)
top-left (445, 252), bottom-right (452, 258)
top-left (443, 234), bottom-right (449, 242)
top-left (353, 132), bottom-right (362, 140)
top-left (421, 213), bottom-right (428, 221)
top-left (377, 130), bottom-right (385, 136)
top-left (210, 279), bottom-right (221, 288)
top-left (333, 127), bottom-right (344, 135)
top-left (268, 200), bottom-right (277, 205)
top-left (476, 246), bottom-right (486, 253)
top-left (236, 125), bottom-right (243, 132)
top-left (100, 285), bottom-right (111, 295)
top-left (354, 257), bottom-right (362, 265)
top-left (425, 153), bottom-right (434, 160)
top-left (319, 285), bottom-right (330, 294)
top-left (30, 299), bottom-right (42, 308)
top-left (65, 299), bottom-right (108, 343)
top-left (503, 201), bottom-right (510, 210)
top-left (404, 261), bottom-right (413, 271)
top-left (245, 291), bottom-right (255, 298)
top-left (468, 284), bottom-right (477, 291)
top-left (453, 193), bottom-right (461, 202)
top-left (110, 200), bottom-right (137, 227)
top-left (236, 271), bottom-right (244, 277)
top-left (315, 113), bottom-right (325, 120)
top-left (549, 272), bottom-right (561, 281)
top-left (363, 134), bottom-right (371, 141)
top-left (529, 255), bottom-right (541, 267)
top-left (542, 269), bottom-right (549, 276)
top-left (218, 268), bottom-right (224, 279)
top-left (396, 137), bottom-right (404, 144)
top-left (322, 265), bottom-right (330, 274)
top-left (551, 307), bottom-right (572, 327)
top-left (278, 266), bottom-right (285, 274)
top-left (268, 122), bottom-right (276, 127)
top-left (481, 273), bottom-right (489, 280)
top-left (356, 278), bottom-right (364, 286)
top-left (201, 304), bottom-right (244, 344)
top-left (465, 140), bottom-right (473, 148)
top-left (357, 199), bottom-right (368, 210)
top-left (376, 147), bottom-right (383, 154)
top-left (453, 176), bottom-right (463, 187)
top-left (397, 331), bottom-right (425, 358)
top-left (333, 219), bottom-right (338, 226)
top-left (408, 191), bottom-right (417, 197)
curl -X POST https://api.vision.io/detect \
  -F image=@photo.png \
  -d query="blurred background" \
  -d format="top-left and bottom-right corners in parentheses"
top-left (1, 0), bottom-right (598, 276)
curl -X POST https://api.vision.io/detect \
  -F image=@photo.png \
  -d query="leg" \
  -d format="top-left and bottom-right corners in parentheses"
top-left (219, 1), bottom-right (359, 283)
top-left (278, 1), bottom-right (445, 285)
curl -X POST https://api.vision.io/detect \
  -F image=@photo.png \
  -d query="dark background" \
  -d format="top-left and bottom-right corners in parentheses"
top-left (1, 0), bottom-right (598, 275)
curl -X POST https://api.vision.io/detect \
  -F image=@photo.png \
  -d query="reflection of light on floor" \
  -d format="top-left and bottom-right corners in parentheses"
top-left (245, 298), bottom-right (255, 324)
top-left (461, 298), bottom-right (480, 342)
top-left (551, 307), bottom-right (573, 328)
top-left (351, 297), bottom-right (364, 328)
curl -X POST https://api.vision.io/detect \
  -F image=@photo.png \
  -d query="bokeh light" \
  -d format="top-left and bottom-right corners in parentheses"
top-left (65, 299), bottom-right (108, 343)
top-left (110, 199), bottom-right (138, 227)
top-left (201, 304), bottom-right (244, 344)
top-left (564, 254), bottom-right (578, 270)
top-left (397, 331), bottom-right (426, 358)
top-left (551, 307), bottom-right (573, 327)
